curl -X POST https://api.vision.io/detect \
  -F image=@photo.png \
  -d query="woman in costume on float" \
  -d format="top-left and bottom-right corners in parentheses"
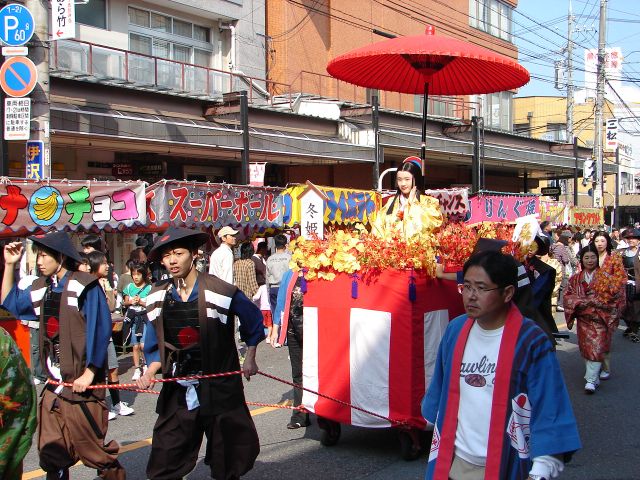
top-left (372, 156), bottom-right (443, 240)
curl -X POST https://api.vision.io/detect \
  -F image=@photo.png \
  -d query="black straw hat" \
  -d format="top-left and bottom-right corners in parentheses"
top-left (28, 231), bottom-right (83, 263)
top-left (148, 227), bottom-right (209, 262)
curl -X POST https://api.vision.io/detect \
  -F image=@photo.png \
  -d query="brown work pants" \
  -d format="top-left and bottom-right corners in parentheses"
top-left (39, 389), bottom-right (125, 480)
top-left (147, 387), bottom-right (259, 480)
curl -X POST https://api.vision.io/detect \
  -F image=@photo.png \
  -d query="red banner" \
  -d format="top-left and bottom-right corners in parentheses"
top-left (301, 270), bottom-right (465, 428)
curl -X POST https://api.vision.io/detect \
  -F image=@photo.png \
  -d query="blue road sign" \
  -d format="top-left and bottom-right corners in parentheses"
top-left (26, 140), bottom-right (44, 180)
top-left (0, 4), bottom-right (35, 47)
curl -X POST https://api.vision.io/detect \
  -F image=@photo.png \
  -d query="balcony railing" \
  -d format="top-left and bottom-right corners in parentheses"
top-left (48, 39), bottom-right (476, 122)
top-left (49, 39), bottom-right (293, 108)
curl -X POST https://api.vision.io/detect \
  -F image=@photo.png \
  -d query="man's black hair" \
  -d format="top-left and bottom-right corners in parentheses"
top-left (274, 234), bottom-right (288, 250)
top-left (37, 244), bottom-right (79, 272)
top-left (256, 241), bottom-right (268, 253)
top-left (240, 242), bottom-right (255, 260)
top-left (540, 221), bottom-right (550, 231)
top-left (462, 250), bottom-right (518, 289)
top-left (81, 234), bottom-right (105, 252)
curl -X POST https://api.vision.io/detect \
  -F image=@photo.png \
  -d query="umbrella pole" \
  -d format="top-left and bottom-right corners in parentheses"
top-left (421, 82), bottom-right (429, 175)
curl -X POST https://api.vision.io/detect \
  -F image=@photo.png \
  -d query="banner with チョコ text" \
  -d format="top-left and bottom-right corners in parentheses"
top-left (467, 194), bottom-right (539, 224)
top-left (0, 179), bottom-right (146, 235)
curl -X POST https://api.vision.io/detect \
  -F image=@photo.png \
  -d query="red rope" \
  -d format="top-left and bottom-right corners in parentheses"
top-left (46, 369), bottom-right (405, 425)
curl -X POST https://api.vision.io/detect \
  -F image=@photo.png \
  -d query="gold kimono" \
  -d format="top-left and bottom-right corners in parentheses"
top-left (372, 194), bottom-right (443, 241)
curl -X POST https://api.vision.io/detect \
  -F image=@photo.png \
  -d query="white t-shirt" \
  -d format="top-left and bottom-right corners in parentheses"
top-left (455, 322), bottom-right (504, 466)
top-left (209, 244), bottom-right (234, 284)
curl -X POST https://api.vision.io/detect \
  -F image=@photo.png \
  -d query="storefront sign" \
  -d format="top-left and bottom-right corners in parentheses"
top-left (25, 140), bottom-right (43, 179)
top-left (282, 185), bottom-right (381, 227)
top-left (50, 0), bottom-right (75, 40)
top-left (249, 162), bottom-right (266, 187)
top-left (299, 183), bottom-right (327, 240)
top-left (112, 162), bottom-right (134, 177)
top-left (0, 179), bottom-right (146, 234)
top-left (570, 206), bottom-right (604, 227)
top-left (147, 180), bottom-right (284, 230)
top-left (467, 193), bottom-right (539, 224)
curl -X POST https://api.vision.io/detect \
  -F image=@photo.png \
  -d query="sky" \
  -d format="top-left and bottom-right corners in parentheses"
top-left (514, 0), bottom-right (640, 99)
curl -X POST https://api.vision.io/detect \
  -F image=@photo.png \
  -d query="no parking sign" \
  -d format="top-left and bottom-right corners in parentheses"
top-left (0, 56), bottom-right (37, 97)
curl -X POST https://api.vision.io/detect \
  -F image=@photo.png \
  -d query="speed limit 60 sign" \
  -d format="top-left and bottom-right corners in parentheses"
top-left (0, 4), bottom-right (35, 47)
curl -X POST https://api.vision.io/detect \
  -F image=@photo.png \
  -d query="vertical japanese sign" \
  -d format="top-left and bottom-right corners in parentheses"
top-left (249, 162), bottom-right (266, 186)
top-left (4, 98), bottom-right (30, 140)
top-left (25, 140), bottom-right (44, 179)
top-left (605, 119), bottom-right (618, 152)
top-left (300, 188), bottom-right (326, 240)
top-left (50, 0), bottom-right (75, 40)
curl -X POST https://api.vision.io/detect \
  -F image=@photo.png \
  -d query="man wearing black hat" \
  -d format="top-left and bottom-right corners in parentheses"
top-left (621, 228), bottom-right (640, 343)
top-left (136, 227), bottom-right (264, 480)
top-left (523, 235), bottom-right (559, 336)
top-left (1, 232), bottom-right (124, 480)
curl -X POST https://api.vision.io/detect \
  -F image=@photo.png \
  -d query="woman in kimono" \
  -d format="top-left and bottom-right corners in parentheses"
top-left (564, 244), bottom-right (625, 393)
top-left (372, 156), bottom-right (442, 241)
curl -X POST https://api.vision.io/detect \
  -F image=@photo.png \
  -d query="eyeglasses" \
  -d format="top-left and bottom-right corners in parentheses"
top-left (457, 283), bottom-right (503, 296)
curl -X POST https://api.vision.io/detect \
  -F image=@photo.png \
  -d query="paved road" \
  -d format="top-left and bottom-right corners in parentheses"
top-left (21, 314), bottom-right (640, 479)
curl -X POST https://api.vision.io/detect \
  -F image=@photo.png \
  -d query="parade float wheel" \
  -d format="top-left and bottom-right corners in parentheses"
top-left (319, 420), bottom-right (341, 447)
top-left (398, 429), bottom-right (422, 461)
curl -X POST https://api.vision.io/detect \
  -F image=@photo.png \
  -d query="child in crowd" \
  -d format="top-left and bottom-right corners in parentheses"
top-left (88, 251), bottom-right (135, 419)
top-left (122, 263), bottom-right (151, 380)
top-left (253, 283), bottom-right (273, 343)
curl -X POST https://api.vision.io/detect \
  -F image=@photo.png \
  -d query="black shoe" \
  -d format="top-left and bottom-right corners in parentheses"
top-left (287, 419), bottom-right (311, 429)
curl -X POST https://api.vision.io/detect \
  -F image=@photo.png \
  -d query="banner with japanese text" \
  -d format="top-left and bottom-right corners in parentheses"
top-left (569, 206), bottom-right (604, 227)
top-left (0, 179), bottom-right (146, 235)
top-left (539, 201), bottom-right (569, 225)
top-left (282, 184), bottom-right (381, 227)
top-left (147, 180), bottom-right (284, 230)
top-left (424, 187), bottom-right (469, 221)
top-left (467, 193), bottom-right (539, 225)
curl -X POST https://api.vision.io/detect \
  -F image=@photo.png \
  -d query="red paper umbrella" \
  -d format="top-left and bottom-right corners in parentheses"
top-left (327, 26), bottom-right (530, 163)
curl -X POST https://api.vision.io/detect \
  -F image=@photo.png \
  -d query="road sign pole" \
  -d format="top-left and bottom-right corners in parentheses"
top-left (25, 0), bottom-right (50, 178)
top-left (0, 89), bottom-right (8, 176)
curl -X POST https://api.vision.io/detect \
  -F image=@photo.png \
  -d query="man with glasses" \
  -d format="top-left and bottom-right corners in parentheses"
top-left (422, 250), bottom-right (580, 480)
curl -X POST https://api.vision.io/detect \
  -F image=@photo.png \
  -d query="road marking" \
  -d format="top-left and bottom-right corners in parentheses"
top-left (22, 404), bottom-right (283, 479)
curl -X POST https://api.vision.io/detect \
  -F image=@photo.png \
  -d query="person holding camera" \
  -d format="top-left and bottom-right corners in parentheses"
top-left (621, 228), bottom-right (640, 343)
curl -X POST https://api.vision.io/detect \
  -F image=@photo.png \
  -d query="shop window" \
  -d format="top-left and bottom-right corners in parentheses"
top-left (474, 91), bottom-right (513, 131)
top-left (469, 0), bottom-right (512, 42)
top-left (76, 0), bottom-right (107, 29)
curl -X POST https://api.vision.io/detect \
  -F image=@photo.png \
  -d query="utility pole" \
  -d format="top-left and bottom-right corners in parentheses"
top-left (592, 0), bottom-right (607, 208)
top-left (566, 0), bottom-right (574, 140)
top-left (25, 0), bottom-right (51, 178)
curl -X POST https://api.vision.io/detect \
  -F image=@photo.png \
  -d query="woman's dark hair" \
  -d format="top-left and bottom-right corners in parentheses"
top-left (557, 235), bottom-right (569, 247)
top-left (240, 242), bottom-right (255, 260)
top-left (540, 221), bottom-right (550, 231)
top-left (590, 230), bottom-right (613, 255)
top-left (572, 232), bottom-right (583, 243)
top-left (87, 250), bottom-right (107, 275)
top-left (386, 161), bottom-right (424, 215)
top-left (578, 244), bottom-right (599, 269)
top-left (462, 250), bottom-right (519, 289)
top-left (130, 262), bottom-right (149, 278)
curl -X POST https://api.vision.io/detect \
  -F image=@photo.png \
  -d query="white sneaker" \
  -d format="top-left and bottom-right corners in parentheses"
top-left (142, 365), bottom-right (148, 375)
top-left (108, 410), bottom-right (117, 421)
top-left (114, 401), bottom-right (134, 416)
top-left (584, 382), bottom-right (597, 394)
top-left (131, 367), bottom-right (143, 381)
top-left (599, 370), bottom-right (610, 380)
top-left (33, 378), bottom-right (42, 385)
